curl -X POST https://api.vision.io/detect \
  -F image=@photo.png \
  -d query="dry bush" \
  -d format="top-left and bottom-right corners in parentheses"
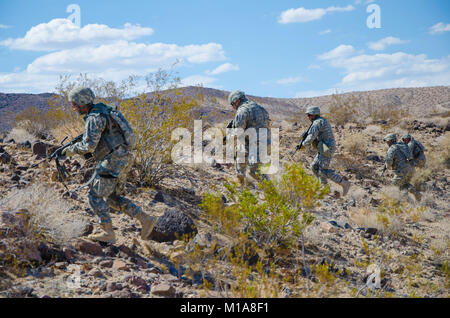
top-left (1, 183), bottom-right (89, 244)
top-left (5, 127), bottom-right (37, 144)
top-left (120, 70), bottom-right (203, 186)
top-left (341, 134), bottom-right (368, 156)
top-left (363, 124), bottom-right (383, 136)
top-left (327, 93), bottom-right (360, 126)
top-left (349, 191), bottom-right (426, 237)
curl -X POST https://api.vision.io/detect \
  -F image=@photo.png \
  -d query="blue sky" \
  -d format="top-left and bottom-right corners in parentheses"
top-left (0, 0), bottom-right (449, 97)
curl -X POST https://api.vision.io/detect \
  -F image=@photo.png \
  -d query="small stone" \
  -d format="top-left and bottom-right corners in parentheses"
top-left (18, 141), bottom-right (31, 149)
top-left (74, 240), bottom-right (103, 256)
top-left (88, 268), bottom-right (104, 278)
top-left (99, 260), bottom-right (114, 268)
top-left (321, 222), bottom-right (339, 233)
top-left (112, 260), bottom-right (130, 271)
top-left (127, 276), bottom-right (147, 290)
top-left (106, 282), bottom-right (123, 292)
top-left (55, 262), bottom-right (66, 269)
top-left (154, 191), bottom-right (165, 203)
top-left (151, 283), bottom-right (176, 297)
top-left (111, 289), bottom-right (132, 298)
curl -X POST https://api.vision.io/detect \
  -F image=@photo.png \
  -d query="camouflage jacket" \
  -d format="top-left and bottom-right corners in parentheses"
top-left (302, 116), bottom-right (336, 149)
top-left (68, 103), bottom-right (129, 162)
top-left (233, 99), bottom-right (270, 131)
top-left (408, 139), bottom-right (425, 160)
top-left (385, 142), bottom-right (411, 171)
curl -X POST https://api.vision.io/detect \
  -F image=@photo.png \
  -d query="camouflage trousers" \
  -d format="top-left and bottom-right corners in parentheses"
top-left (392, 165), bottom-right (416, 193)
top-left (235, 142), bottom-right (270, 180)
top-left (88, 150), bottom-right (142, 225)
top-left (311, 152), bottom-right (343, 185)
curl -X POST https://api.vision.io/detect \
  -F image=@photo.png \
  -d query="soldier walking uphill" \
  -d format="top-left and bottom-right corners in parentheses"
top-left (383, 133), bottom-right (421, 201)
top-left (61, 87), bottom-right (156, 244)
top-left (296, 106), bottom-right (351, 196)
top-left (401, 133), bottom-right (426, 168)
top-left (228, 90), bottom-right (271, 187)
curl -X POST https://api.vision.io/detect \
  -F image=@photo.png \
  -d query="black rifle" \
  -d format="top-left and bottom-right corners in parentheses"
top-left (31, 134), bottom-right (83, 189)
top-left (293, 121), bottom-right (314, 155)
top-left (381, 164), bottom-right (387, 176)
top-left (223, 120), bottom-right (234, 143)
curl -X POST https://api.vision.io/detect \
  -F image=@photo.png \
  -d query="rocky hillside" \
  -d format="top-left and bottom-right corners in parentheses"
top-left (1, 86), bottom-right (449, 132)
top-left (0, 111), bottom-right (448, 298)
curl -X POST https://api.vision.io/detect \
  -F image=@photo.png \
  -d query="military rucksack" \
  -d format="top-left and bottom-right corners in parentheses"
top-left (88, 103), bottom-right (136, 151)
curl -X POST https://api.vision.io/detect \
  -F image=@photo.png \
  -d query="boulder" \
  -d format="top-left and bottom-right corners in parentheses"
top-left (74, 240), bottom-right (103, 256)
top-left (149, 209), bottom-right (197, 242)
top-left (0, 152), bottom-right (11, 164)
top-left (32, 141), bottom-right (49, 159)
top-left (151, 283), bottom-right (176, 297)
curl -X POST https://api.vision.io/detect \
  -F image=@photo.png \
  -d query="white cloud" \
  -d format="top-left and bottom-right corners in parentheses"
top-left (368, 37), bottom-right (408, 51)
top-left (1, 19), bottom-right (154, 51)
top-left (276, 76), bottom-right (303, 85)
top-left (0, 24), bottom-right (12, 29)
top-left (319, 29), bottom-right (331, 35)
top-left (24, 41), bottom-right (226, 75)
top-left (318, 45), bottom-right (355, 60)
top-left (430, 22), bottom-right (450, 34)
top-left (261, 76), bottom-right (303, 86)
top-left (278, 5), bottom-right (354, 24)
top-left (180, 75), bottom-right (218, 87)
top-left (205, 63), bottom-right (239, 75)
top-left (0, 18), bottom-right (227, 93)
top-left (317, 44), bottom-right (450, 91)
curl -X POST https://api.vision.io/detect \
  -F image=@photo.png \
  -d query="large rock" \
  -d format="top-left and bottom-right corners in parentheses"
top-left (0, 209), bottom-right (42, 262)
top-left (0, 151), bottom-right (11, 164)
top-left (74, 240), bottom-right (103, 256)
top-left (148, 209), bottom-right (197, 242)
top-left (32, 141), bottom-right (49, 159)
top-left (151, 283), bottom-right (176, 297)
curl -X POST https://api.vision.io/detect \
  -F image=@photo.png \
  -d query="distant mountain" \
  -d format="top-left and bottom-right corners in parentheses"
top-left (1, 86), bottom-right (449, 132)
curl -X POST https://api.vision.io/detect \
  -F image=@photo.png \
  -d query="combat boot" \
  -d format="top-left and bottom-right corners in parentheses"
top-left (136, 212), bottom-right (156, 240)
top-left (87, 222), bottom-right (116, 244)
top-left (340, 179), bottom-right (351, 197)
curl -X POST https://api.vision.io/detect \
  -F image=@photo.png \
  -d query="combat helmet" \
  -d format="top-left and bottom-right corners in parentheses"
top-left (383, 133), bottom-right (397, 142)
top-left (401, 133), bottom-right (412, 141)
top-left (228, 90), bottom-right (246, 105)
top-left (305, 106), bottom-right (321, 116)
top-left (69, 87), bottom-right (95, 106)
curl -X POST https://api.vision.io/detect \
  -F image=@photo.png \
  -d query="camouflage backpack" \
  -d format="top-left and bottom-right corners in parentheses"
top-left (89, 103), bottom-right (136, 151)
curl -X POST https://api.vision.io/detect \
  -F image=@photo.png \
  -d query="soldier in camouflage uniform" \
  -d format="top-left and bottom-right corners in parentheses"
top-left (401, 133), bottom-right (426, 168)
top-left (61, 87), bottom-right (156, 244)
top-left (228, 90), bottom-right (271, 187)
top-left (383, 133), bottom-right (421, 201)
top-left (297, 106), bottom-right (351, 196)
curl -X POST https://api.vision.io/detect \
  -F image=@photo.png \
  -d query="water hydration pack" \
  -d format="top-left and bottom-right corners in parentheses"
top-left (88, 103), bottom-right (136, 155)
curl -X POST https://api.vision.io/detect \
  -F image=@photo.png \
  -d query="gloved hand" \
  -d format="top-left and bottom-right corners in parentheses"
top-left (61, 147), bottom-right (76, 158)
